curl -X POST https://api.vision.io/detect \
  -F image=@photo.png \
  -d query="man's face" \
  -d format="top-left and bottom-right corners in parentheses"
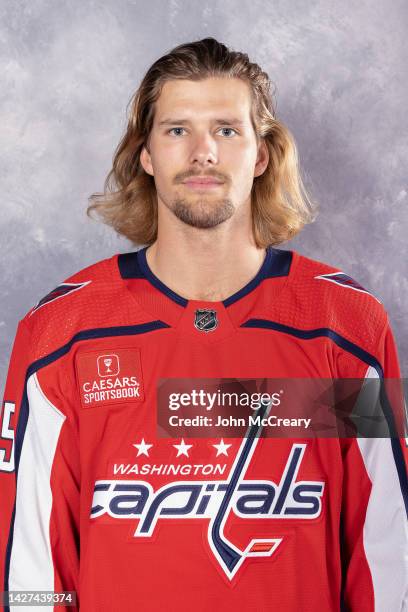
top-left (140, 77), bottom-right (268, 230)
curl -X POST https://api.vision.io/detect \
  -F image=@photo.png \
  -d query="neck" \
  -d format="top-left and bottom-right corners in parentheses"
top-left (145, 237), bottom-right (266, 302)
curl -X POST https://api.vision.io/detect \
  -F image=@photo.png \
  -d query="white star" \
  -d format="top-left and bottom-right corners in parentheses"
top-left (212, 438), bottom-right (232, 457)
top-left (173, 438), bottom-right (193, 457)
top-left (133, 438), bottom-right (153, 457)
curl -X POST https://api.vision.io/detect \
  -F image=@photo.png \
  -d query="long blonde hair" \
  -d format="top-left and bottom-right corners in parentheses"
top-left (87, 37), bottom-right (318, 247)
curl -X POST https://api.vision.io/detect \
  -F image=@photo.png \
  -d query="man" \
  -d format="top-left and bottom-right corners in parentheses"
top-left (1, 37), bottom-right (407, 611)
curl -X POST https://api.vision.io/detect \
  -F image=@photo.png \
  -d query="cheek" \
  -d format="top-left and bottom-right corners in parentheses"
top-left (223, 140), bottom-right (257, 168)
top-left (155, 136), bottom-right (186, 156)
top-left (149, 150), bottom-right (173, 181)
top-left (230, 162), bottom-right (258, 199)
top-left (229, 150), bottom-right (257, 180)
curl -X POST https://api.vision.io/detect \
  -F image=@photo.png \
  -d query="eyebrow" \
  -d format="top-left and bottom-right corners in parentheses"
top-left (158, 118), bottom-right (246, 127)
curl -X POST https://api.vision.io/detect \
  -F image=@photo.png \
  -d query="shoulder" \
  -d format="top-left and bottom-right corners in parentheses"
top-left (275, 249), bottom-right (389, 351)
top-left (19, 253), bottom-right (124, 359)
top-left (26, 254), bottom-right (116, 317)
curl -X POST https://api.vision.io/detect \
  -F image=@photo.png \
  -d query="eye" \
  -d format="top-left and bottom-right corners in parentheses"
top-left (167, 127), bottom-right (238, 137)
top-left (218, 127), bottom-right (238, 137)
top-left (168, 127), bottom-right (186, 136)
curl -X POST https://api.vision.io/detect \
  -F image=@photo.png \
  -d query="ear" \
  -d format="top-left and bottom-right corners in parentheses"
top-left (140, 142), bottom-right (154, 177)
top-left (254, 139), bottom-right (269, 179)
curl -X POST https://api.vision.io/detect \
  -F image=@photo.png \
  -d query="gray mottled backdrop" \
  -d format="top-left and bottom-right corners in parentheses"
top-left (1, 0), bottom-right (407, 395)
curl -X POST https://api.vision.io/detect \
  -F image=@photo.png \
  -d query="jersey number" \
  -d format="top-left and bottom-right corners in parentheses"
top-left (0, 401), bottom-right (15, 472)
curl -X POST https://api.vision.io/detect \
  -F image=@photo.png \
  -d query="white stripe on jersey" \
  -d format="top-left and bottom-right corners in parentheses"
top-left (8, 372), bottom-right (65, 611)
top-left (356, 366), bottom-right (408, 611)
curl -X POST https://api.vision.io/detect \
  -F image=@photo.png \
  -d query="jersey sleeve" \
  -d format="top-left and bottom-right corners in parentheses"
top-left (340, 316), bottom-right (408, 611)
top-left (0, 318), bottom-right (80, 611)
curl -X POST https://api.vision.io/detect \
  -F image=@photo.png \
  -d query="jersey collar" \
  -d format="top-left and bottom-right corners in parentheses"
top-left (118, 245), bottom-right (292, 309)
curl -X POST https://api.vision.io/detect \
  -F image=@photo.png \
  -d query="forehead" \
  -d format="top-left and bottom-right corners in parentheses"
top-left (154, 77), bottom-right (253, 123)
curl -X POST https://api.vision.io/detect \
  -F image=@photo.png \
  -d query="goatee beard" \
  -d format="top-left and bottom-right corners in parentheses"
top-left (171, 198), bottom-right (235, 229)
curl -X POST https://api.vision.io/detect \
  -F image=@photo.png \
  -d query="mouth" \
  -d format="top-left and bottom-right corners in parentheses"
top-left (183, 179), bottom-right (224, 190)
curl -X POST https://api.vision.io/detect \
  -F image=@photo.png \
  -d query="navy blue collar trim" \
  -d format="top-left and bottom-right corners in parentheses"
top-left (118, 246), bottom-right (293, 308)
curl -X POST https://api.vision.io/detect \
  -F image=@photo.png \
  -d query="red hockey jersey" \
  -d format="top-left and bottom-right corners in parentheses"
top-left (1, 246), bottom-right (407, 611)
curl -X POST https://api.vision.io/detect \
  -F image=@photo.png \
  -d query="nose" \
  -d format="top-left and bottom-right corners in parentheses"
top-left (188, 133), bottom-right (218, 166)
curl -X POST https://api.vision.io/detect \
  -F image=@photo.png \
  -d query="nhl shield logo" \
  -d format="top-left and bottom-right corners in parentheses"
top-left (194, 308), bottom-right (218, 332)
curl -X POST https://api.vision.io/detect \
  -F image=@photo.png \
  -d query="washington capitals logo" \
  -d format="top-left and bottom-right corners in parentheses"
top-left (90, 401), bottom-right (325, 580)
top-left (315, 272), bottom-right (381, 302)
top-left (29, 281), bottom-right (91, 316)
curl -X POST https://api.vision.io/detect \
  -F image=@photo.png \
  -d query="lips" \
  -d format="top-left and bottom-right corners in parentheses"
top-left (183, 177), bottom-right (224, 185)
top-left (183, 181), bottom-right (223, 190)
